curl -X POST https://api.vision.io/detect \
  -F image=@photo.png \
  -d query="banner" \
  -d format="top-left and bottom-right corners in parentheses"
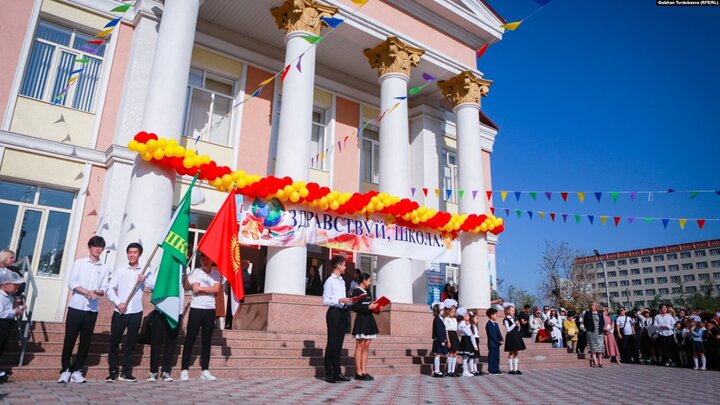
top-left (238, 197), bottom-right (460, 264)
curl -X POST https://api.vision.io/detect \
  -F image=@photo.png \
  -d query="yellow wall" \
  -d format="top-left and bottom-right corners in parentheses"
top-left (10, 97), bottom-right (94, 147)
top-left (41, 0), bottom-right (110, 31)
top-left (191, 47), bottom-right (244, 78)
top-left (0, 149), bottom-right (84, 188)
top-left (180, 137), bottom-right (233, 168)
top-left (363, 106), bottom-right (379, 123)
top-left (314, 89), bottom-right (332, 110)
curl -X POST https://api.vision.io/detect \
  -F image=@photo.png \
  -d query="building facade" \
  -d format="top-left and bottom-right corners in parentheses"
top-left (0, 0), bottom-right (504, 322)
top-left (575, 240), bottom-right (720, 309)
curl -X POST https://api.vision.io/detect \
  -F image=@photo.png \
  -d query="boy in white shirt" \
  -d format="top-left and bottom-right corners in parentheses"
top-left (58, 236), bottom-right (109, 384)
top-left (105, 243), bottom-right (149, 383)
top-left (0, 268), bottom-right (25, 379)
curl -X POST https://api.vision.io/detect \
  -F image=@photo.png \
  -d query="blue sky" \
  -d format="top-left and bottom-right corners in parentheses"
top-left (480, 0), bottom-right (720, 297)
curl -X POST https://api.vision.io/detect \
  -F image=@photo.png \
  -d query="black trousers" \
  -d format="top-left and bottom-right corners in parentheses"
top-left (0, 319), bottom-right (13, 359)
top-left (619, 334), bottom-right (638, 363)
top-left (61, 307), bottom-right (98, 372)
top-left (324, 307), bottom-right (349, 377)
top-left (181, 308), bottom-right (215, 370)
top-left (108, 311), bottom-right (142, 373)
top-left (150, 310), bottom-right (181, 374)
top-left (658, 335), bottom-right (675, 363)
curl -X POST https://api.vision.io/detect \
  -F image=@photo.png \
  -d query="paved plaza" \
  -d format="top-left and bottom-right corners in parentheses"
top-left (1, 365), bottom-right (718, 404)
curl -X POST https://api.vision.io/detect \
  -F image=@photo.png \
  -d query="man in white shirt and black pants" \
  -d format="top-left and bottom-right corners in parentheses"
top-left (323, 255), bottom-right (352, 383)
top-left (106, 243), bottom-right (148, 382)
top-left (615, 307), bottom-right (638, 364)
top-left (58, 236), bottom-right (109, 384)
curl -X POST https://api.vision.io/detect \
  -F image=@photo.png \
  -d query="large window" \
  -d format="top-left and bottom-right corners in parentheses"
top-left (360, 128), bottom-right (380, 184)
top-left (0, 180), bottom-right (74, 277)
top-left (20, 20), bottom-right (106, 112)
top-left (310, 109), bottom-right (328, 171)
top-left (183, 68), bottom-right (235, 146)
top-left (442, 149), bottom-right (458, 203)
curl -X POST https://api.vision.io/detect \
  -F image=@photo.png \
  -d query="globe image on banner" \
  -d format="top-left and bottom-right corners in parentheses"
top-left (251, 198), bottom-right (283, 227)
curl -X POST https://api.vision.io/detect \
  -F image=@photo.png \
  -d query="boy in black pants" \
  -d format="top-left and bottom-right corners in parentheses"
top-left (0, 268), bottom-right (25, 380)
top-left (485, 308), bottom-right (503, 375)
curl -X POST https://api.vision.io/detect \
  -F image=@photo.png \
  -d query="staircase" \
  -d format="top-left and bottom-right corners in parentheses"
top-left (2, 321), bottom-right (589, 381)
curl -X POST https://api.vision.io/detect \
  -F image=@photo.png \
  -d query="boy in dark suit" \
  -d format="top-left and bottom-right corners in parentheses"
top-left (485, 308), bottom-right (503, 375)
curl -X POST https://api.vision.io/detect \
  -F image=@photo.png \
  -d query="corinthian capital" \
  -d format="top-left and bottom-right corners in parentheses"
top-left (437, 71), bottom-right (492, 107)
top-left (271, 0), bottom-right (338, 36)
top-left (364, 36), bottom-right (425, 78)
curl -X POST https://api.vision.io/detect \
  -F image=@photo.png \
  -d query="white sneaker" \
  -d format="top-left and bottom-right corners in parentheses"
top-left (147, 372), bottom-right (157, 382)
top-left (70, 371), bottom-right (86, 383)
top-left (162, 372), bottom-right (173, 382)
top-left (462, 371), bottom-right (474, 377)
top-left (701, 367), bottom-right (706, 371)
top-left (200, 370), bottom-right (216, 381)
top-left (57, 370), bottom-right (71, 384)
top-left (180, 369), bottom-right (189, 381)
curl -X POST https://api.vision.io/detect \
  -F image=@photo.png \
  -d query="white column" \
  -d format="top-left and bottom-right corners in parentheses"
top-left (375, 72), bottom-right (413, 304)
top-left (119, 0), bottom-right (200, 253)
top-left (456, 103), bottom-right (490, 309)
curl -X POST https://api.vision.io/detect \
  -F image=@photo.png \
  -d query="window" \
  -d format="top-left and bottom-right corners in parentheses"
top-left (598, 282), bottom-right (606, 288)
top-left (633, 290), bottom-right (643, 296)
top-left (699, 273), bottom-right (710, 281)
top-left (680, 252), bottom-right (691, 259)
top-left (655, 266), bottom-right (665, 273)
top-left (667, 253), bottom-right (677, 260)
top-left (694, 250), bottom-right (706, 257)
top-left (632, 279), bottom-right (641, 286)
top-left (309, 109), bottom-right (329, 171)
top-left (183, 68), bottom-right (235, 146)
top-left (360, 128), bottom-right (380, 184)
top-left (682, 263), bottom-right (693, 270)
top-left (701, 285), bottom-right (712, 293)
top-left (442, 149), bottom-right (458, 203)
top-left (607, 271), bottom-right (616, 277)
top-left (659, 288), bottom-right (669, 295)
top-left (607, 261), bottom-right (615, 266)
top-left (600, 292), bottom-right (607, 298)
top-left (653, 255), bottom-right (664, 262)
top-left (619, 270), bottom-right (628, 276)
top-left (20, 20), bottom-right (106, 112)
top-left (609, 281), bottom-right (617, 287)
top-left (672, 287), bottom-right (682, 294)
top-left (631, 268), bottom-right (640, 275)
top-left (644, 278), bottom-right (654, 285)
top-left (641, 257), bottom-right (651, 263)
top-left (643, 267), bottom-right (653, 274)
top-left (657, 277), bottom-right (668, 284)
top-left (669, 265), bottom-right (679, 272)
top-left (584, 263), bottom-right (593, 270)
top-left (714, 272), bottom-right (720, 280)
top-left (611, 291), bottom-right (619, 297)
top-left (620, 280), bottom-right (629, 287)
top-left (697, 262), bottom-right (708, 269)
top-left (685, 286), bottom-right (697, 293)
top-left (712, 260), bottom-right (720, 268)
top-left (645, 289), bottom-right (656, 296)
top-left (0, 179), bottom-right (74, 277)
top-left (671, 276), bottom-right (681, 283)
top-left (596, 272), bottom-right (604, 278)
top-left (709, 248), bottom-right (720, 256)
top-left (618, 259), bottom-right (627, 265)
top-left (634, 300), bottom-right (645, 307)
top-left (684, 274), bottom-right (695, 282)
top-left (630, 258), bottom-right (639, 264)
top-left (596, 263), bottom-right (603, 269)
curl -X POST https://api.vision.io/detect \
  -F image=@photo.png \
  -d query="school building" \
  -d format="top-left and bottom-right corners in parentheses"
top-left (0, 0), bottom-right (504, 324)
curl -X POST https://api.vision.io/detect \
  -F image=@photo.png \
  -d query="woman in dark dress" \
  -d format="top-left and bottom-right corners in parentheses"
top-left (502, 305), bottom-right (527, 374)
top-left (351, 272), bottom-right (383, 381)
top-left (305, 265), bottom-right (323, 296)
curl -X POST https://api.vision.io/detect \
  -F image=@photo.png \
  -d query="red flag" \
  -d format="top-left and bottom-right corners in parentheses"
top-left (697, 219), bottom-right (705, 230)
top-left (476, 44), bottom-right (490, 69)
top-left (486, 191), bottom-right (492, 201)
top-left (614, 216), bottom-right (621, 226)
top-left (560, 192), bottom-right (568, 202)
top-left (550, 212), bottom-right (556, 222)
top-left (422, 188), bottom-right (428, 197)
top-left (281, 64), bottom-right (291, 81)
top-left (198, 192), bottom-right (244, 310)
top-left (490, 207), bottom-right (495, 215)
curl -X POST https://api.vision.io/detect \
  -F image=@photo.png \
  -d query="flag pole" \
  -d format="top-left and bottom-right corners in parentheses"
top-left (122, 174), bottom-right (199, 306)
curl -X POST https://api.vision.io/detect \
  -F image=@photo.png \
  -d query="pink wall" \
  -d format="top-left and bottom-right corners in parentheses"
top-left (96, 23), bottom-right (132, 151)
top-left (237, 66), bottom-right (275, 176)
top-left (337, 0), bottom-right (475, 67)
top-left (74, 165), bottom-right (106, 259)
top-left (0, 1), bottom-right (34, 121)
top-left (332, 96), bottom-right (360, 191)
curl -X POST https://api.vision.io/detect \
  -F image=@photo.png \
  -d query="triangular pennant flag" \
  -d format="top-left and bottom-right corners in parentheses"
top-left (251, 87), bottom-right (262, 97)
top-left (472, 190), bottom-right (478, 200)
top-left (68, 75), bottom-right (78, 83)
top-left (458, 190), bottom-right (464, 200)
top-left (514, 191), bottom-right (522, 202)
top-left (644, 217), bottom-right (652, 223)
top-left (53, 114), bottom-right (65, 124)
top-left (500, 191), bottom-right (508, 202)
top-left (561, 214), bottom-right (568, 223)
top-left (490, 207), bottom-right (495, 215)
top-left (667, 188), bottom-right (675, 193)
top-left (281, 64), bottom-right (291, 81)
top-left (486, 191), bottom-right (492, 200)
top-left (689, 191), bottom-right (700, 199)
top-left (296, 54), bottom-right (303, 73)
top-left (435, 188), bottom-right (440, 198)
top-left (337, 140), bottom-right (342, 152)
top-left (410, 187), bottom-right (416, 197)
top-left (529, 192), bottom-right (537, 200)
top-left (422, 188), bottom-right (428, 197)
top-left (321, 151), bottom-right (325, 161)
top-left (515, 210), bottom-right (522, 218)
top-left (574, 214), bottom-right (581, 224)
top-left (104, 17), bottom-right (121, 28)
top-left (560, 192), bottom-right (568, 202)
top-left (96, 28), bottom-right (114, 38)
top-left (594, 192), bottom-right (602, 202)
top-left (504, 209), bottom-right (510, 217)
top-left (614, 216), bottom-right (621, 226)
top-left (111, 3), bottom-right (131, 13)
top-left (539, 212), bottom-right (545, 219)
top-left (588, 215), bottom-right (594, 224)
top-left (545, 191), bottom-right (552, 201)
top-left (70, 68), bottom-right (84, 75)
top-left (628, 217), bottom-right (636, 224)
top-left (302, 35), bottom-right (323, 44)
top-left (527, 211), bottom-right (533, 220)
top-left (501, 21), bottom-right (523, 31)
top-left (387, 103), bottom-right (400, 114)
top-left (577, 192), bottom-right (585, 203)
top-left (611, 192), bottom-right (619, 203)
top-left (394, 96), bottom-right (408, 100)
top-left (629, 191), bottom-right (637, 202)
top-left (408, 85), bottom-right (423, 95)
top-left (679, 219), bottom-right (687, 229)
top-left (351, 0), bottom-right (369, 5)
top-left (475, 43), bottom-right (490, 69)
top-left (550, 213), bottom-right (556, 222)
top-left (87, 39), bottom-right (104, 45)
top-left (446, 189), bottom-right (452, 200)
top-left (75, 58), bottom-right (90, 64)
top-left (662, 219), bottom-right (670, 229)
top-left (422, 72), bottom-right (437, 82)
top-left (310, 156), bottom-right (314, 165)
top-left (600, 216), bottom-right (608, 225)
top-left (259, 76), bottom-right (275, 87)
top-left (716, 191), bottom-right (720, 195)
top-left (697, 219), bottom-right (705, 229)
top-left (320, 16), bottom-right (344, 28)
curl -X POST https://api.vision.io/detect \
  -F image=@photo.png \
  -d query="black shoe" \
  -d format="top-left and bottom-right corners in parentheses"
top-left (473, 371), bottom-right (483, 376)
top-left (334, 374), bottom-right (351, 382)
top-left (433, 372), bottom-right (445, 378)
top-left (325, 376), bottom-right (337, 384)
top-left (363, 373), bottom-right (374, 381)
top-left (118, 372), bottom-right (137, 382)
top-left (105, 372), bottom-right (118, 383)
top-left (354, 374), bottom-right (368, 381)
top-left (509, 370), bottom-right (516, 375)
top-left (515, 370), bottom-right (522, 375)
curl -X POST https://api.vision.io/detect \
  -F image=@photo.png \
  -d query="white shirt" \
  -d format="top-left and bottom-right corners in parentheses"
top-left (654, 313), bottom-right (675, 337)
top-left (616, 315), bottom-right (635, 335)
top-left (443, 316), bottom-right (458, 332)
top-left (187, 267), bottom-right (222, 310)
top-left (107, 264), bottom-right (150, 314)
top-left (458, 320), bottom-right (473, 336)
top-left (67, 257), bottom-right (109, 312)
top-left (322, 273), bottom-right (346, 308)
top-left (0, 290), bottom-right (15, 319)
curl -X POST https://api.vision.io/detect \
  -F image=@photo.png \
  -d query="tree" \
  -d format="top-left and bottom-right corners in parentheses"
top-left (503, 284), bottom-right (537, 309)
top-left (685, 279), bottom-right (720, 312)
top-left (649, 294), bottom-right (663, 310)
top-left (538, 241), bottom-right (594, 311)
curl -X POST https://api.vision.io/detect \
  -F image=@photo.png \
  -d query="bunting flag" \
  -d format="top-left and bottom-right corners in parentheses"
top-left (259, 76), bottom-right (275, 87)
top-left (486, 191), bottom-right (492, 200)
top-left (96, 27), bottom-right (114, 38)
top-left (545, 192), bottom-right (552, 201)
top-left (560, 192), bottom-right (568, 202)
top-left (387, 103), bottom-right (400, 114)
top-left (490, 207), bottom-right (495, 215)
top-left (410, 187), bottom-right (416, 197)
top-left (588, 215), bottom-right (594, 224)
top-left (577, 192), bottom-right (585, 203)
top-left (445, 189), bottom-right (452, 200)
top-left (662, 219), bottom-right (670, 229)
top-left (296, 54), bottom-right (303, 73)
top-left (501, 191), bottom-right (508, 202)
top-left (629, 191), bottom-right (636, 202)
top-left (529, 192), bottom-right (537, 200)
top-left (515, 210), bottom-right (522, 218)
top-left (87, 39), bottom-right (104, 45)
top-left (104, 17), bottom-right (121, 28)
top-left (434, 189), bottom-right (440, 198)
top-left (611, 192), bottom-right (619, 203)
top-left (302, 35), bottom-right (323, 44)
top-left (394, 96), bottom-right (408, 100)
top-left (527, 211), bottom-right (533, 220)
top-left (280, 64), bottom-right (291, 81)
top-left (561, 214), bottom-right (568, 223)
top-left (422, 188), bottom-right (428, 197)
top-left (351, 0), bottom-right (369, 5)
top-left (504, 209), bottom-right (510, 217)
top-left (472, 190), bottom-right (478, 200)
top-left (594, 192), bottom-right (602, 202)
top-left (574, 214), bottom-right (581, 224)
top-left (644, 217), bottom-right (652, 223)
top-left (458, 190), bottom-right (464, 200)
top-left (539, 211), bottom-right (545, 219)
top-left (550, 212), bottom-right (556, 222)
top-left (628, 217), bottom-right (636, 224)
top-left (689, 191), bottom-right (700, 199)
top-left (320, 16), bottom-right (344, 28)
top-left (600, 216), bottom-right (608, 225)
top-left (408, 85), bottom-right (424, 95)
top-left (614, 217), bottom-right (621, 227)
top-left (111, 3), bottom-right (131, 12)
top-left (501, 21), bottom-right (523, 31)
top-left (422, 73), bottom-right (437, 81)
top-left (679, 219), bottom-right (687, 229)
top-left (476, 43), bottom-right (490, 69)
top-left (514, 191), bottom-right (521, 202)
top-left (697, 219), bottom-right (705, 229)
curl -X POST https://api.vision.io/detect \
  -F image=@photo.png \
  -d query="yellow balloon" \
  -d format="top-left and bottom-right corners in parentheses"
top-left (221, 174), bottom-right (232, 187)
top-left (299, 188), bottom-right (309, 198)
top-left (152, 150), bottom-right (164, 160)
top-left (136, 144), bottom-right (147, 155)
top-left (289, 191), bottom-right (299, 202)
top-left (330, 200), bottom-right (340, 210)
top-left (141, 153), bottom-right (152, 161)
top-left (157, 138), bottom-right (167, 148)
top-left (276, 190), bottom-right (285, 199)
top-left (412, 216), bottom-right (420, 224)
top-left (127, 140), bottom-right (138, 151)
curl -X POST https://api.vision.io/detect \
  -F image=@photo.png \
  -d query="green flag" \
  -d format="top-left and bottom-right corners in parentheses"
top-left (151, 177), bottom-right (196, 328)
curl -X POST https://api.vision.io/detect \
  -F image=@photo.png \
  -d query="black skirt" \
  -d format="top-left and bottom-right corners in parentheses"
top-left (505, 329), bottom-right (527, 352)
top-left (432, 339), bottom-right (448, 355)
top-left (447, 331), bottom-right (460, 353)
top-left (691, 341), bottom-right (705, 353)
top-left (352, 312), bottom-right (379, 337)
top-left (474, 337), bottom-right (481, 358)
top-left (458, 335), bottom-right (475, 356)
